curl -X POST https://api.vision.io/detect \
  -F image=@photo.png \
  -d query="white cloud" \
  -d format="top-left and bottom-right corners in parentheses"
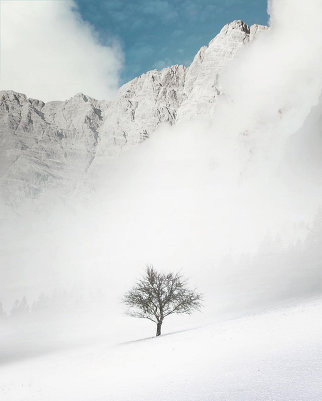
top-left (0, 0), bottom-right (123, 101)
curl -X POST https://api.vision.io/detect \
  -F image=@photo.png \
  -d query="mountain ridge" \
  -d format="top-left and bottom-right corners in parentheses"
top-left (0, 20), bottom-right (267, 206)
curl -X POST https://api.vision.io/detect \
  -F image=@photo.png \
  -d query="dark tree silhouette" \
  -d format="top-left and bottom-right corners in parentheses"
top-left (10, 296), bottom-right (29, 317)
top-left (0, 302), bottom-right (6, 319)
top-left (123, 265), bottom-right (202, 336)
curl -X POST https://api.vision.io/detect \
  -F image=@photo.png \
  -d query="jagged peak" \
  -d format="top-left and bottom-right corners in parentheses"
top-left (0, 90), bottom-right (27, 101)
top-left (214, 20), bottom-right (251, 41)
top-left (119, 64), bottom-right (187, 94)
top-left (207, 20), bottom-right (267, 48)
top-left (224, 19), bottom-right (250, 31)
top-left (133, 64), bottom-right (186, 81)
top-left (0, 90), bottom-right (46, 109)
top-left (71, 93), bottom-right (90, 102)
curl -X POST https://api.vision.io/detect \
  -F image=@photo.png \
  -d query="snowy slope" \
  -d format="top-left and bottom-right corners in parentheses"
top-left (1, 298), bottom-right (322, 401)
top-left (0, 21), bottom-right (267, 205)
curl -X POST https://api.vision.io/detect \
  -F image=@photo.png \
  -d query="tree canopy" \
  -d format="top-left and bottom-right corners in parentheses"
top-left (123, 265), bottom-right (202, 336)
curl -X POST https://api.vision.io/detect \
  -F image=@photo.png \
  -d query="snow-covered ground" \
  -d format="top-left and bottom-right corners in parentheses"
top-left (1, 298), bottom-right (322, 401)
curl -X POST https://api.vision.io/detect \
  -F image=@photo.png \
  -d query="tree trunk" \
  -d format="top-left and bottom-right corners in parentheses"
top-left (156, 321), bottom-right (162, 336)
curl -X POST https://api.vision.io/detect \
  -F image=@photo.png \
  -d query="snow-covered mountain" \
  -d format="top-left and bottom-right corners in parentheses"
top-left (0, 20), bottom-right (267, 206)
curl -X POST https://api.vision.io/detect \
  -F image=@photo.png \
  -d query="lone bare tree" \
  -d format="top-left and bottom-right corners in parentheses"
top-left (123, 265), bottom-right (202, 336)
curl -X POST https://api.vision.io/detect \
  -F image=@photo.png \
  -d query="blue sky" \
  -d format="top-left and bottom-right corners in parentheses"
top-left (75, 0), bottom-right (269, 84)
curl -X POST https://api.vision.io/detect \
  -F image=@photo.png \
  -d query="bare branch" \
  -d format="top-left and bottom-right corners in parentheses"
top-left (122, 265), bottom-right (203, 335)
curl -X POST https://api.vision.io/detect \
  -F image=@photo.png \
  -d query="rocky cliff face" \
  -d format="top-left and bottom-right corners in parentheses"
top-left (0, 20), bottom-right (267, 206)
top-left (0, 91), bottom-right (106, 205)
top-left (177, 21), bottom-right (267, 120)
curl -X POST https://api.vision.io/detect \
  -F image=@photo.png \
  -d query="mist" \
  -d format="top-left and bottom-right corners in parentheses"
top-left (1, 0), bottom-right (322, 357)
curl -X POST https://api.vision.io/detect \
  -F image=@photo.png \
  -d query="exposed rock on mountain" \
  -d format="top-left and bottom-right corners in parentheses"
top-left (0, 21), bottom-right (267, 206)
top-left (0, 91), bottom-right (105, 205)
top-left (177, 20), bottom-right (267, 120)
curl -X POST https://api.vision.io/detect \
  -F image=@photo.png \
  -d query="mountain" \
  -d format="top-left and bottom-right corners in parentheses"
top-left (0, 20), bottom-right (267, 207)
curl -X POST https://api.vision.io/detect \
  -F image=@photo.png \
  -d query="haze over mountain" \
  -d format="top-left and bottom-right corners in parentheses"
top-left (1, 3), bottom-right (322, 312)
top-left (0, 20), bottom-right (267, 208)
